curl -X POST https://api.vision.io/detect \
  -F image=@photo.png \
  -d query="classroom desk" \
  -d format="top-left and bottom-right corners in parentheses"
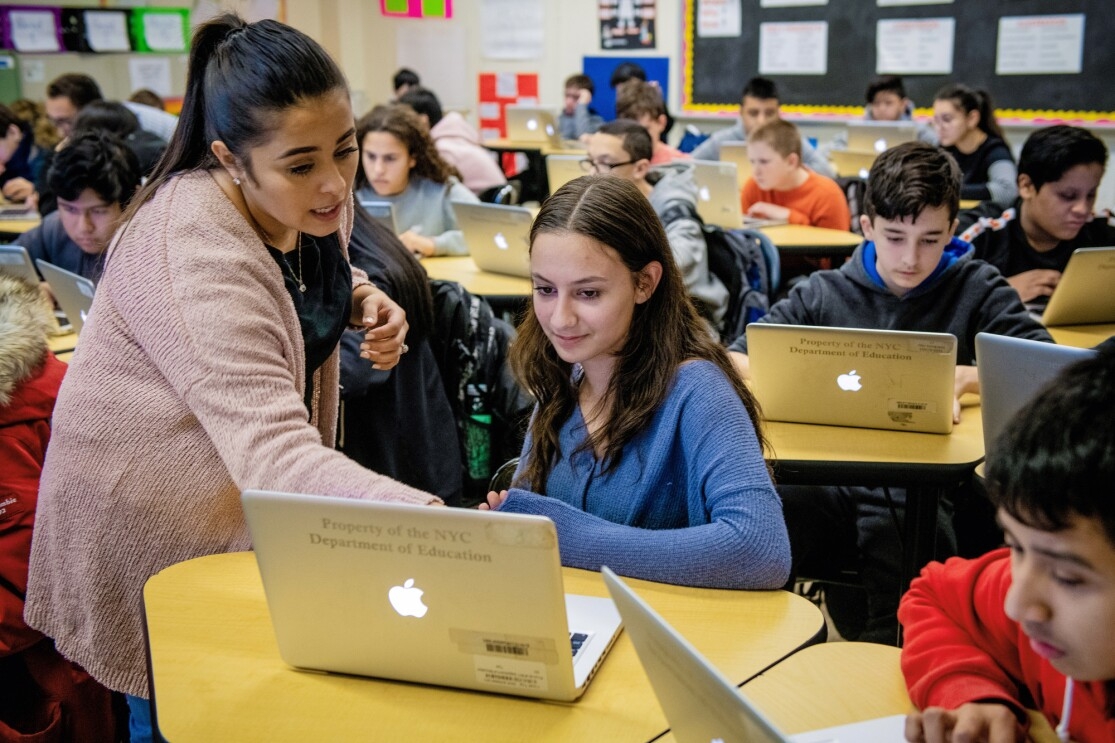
top-left (659, 642), bottom-right (1060, 742)
top-left (0, 215), bottom-right (40, 237)
top-left (421, 255), bottom-right (532, 308)
top-left (1046, 322), bottom-right (1115, 348)
top-left (763, 398), bottom-right (985, 616)
top-left (759, 224), bottom-right (861, 259)
top-left (143, 551), bottom-right (826, 743)
top-left (483, 138), bottom-right (585, 158)
top-left (47, 331), bottom-right (78, 356)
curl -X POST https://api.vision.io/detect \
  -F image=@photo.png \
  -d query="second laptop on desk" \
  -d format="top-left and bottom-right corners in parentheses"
top-left (747, 324), bottom-right (958, 434)
top-left (452, 201), bottom-right (534, 278)
top-left (1039, 246), bottom-right (1115, 326)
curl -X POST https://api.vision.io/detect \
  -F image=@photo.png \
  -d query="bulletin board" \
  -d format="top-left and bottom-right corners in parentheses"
top-left (681, 0), bottom-right (1115, 124)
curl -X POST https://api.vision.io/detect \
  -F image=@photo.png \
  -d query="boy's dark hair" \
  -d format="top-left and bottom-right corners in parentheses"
top-left (393, 67), bottom-right (420, 91)
top-left (866, 75), bottom-right (906, 104)
top-left (397, 87), bottom-right (443, 127)
top-left (609, 62), bottom-right (647, 89)
top-left (73, 100), bottom-right (140, 137)
top-left (129, 88), bottom-right (165, 110)
top-left (597, 119), bottom-right (652, 162)
top-left (47, 129), bottom-right (141, 207)
top-left (864, 141), bottom-right (961, 222)
top-left (741, 76), bottom-right (778, 103)
top-left (45, 73), bottom-right (104, 108)
top-left (987, 342), bottom-right (1115, 548)
top-left (1019, 125), bottom-right (1108, 192)
top-left (615, 79), bottom-right (665, 121)
top-left (564, 74), bottom-right (594, 95)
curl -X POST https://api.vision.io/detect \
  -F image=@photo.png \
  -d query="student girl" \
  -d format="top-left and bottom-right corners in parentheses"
top-left (481, 175), bottom-right (791, 590)
top-left (24, 15), bottom-right (440, 742)
top-left (933, 84), bottom-right (1017, 208)
top-left (355, 103), bottom-right (477, 257)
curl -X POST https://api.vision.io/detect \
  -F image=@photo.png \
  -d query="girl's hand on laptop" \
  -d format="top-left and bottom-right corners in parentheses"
top-left (746, 202), bottom-right (790, 221)
top-left (904, 703), bottom-right (1025, 743)
top-left (478, 490), bottom-right (509, 511)
top-left (399, 230), bottom-right (436, 258)
top-left (1006, 269), bottom-right (1060, 303)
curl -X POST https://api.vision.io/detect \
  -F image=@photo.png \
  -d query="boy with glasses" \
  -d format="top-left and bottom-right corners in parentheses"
top-left (585, 119), bottom-right (727, 325)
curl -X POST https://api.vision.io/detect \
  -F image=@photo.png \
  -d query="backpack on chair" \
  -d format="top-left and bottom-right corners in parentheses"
top-left (427, 280), bottom-right (533, 506)
top-left (658, 201), bottom-right (779, 347)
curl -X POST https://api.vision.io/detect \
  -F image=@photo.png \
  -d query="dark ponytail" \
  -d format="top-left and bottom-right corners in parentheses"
top-left (934, 83), bottom-right (1006, 142)
top-left (124, 13), bottom-right (348, 221)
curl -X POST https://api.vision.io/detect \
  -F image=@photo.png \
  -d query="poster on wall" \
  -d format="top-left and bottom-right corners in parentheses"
top-left (599, 0), bottom-right (656, 50)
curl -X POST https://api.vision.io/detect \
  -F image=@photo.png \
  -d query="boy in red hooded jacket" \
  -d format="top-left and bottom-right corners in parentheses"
top-left (899, 340), bottom-right (1115, 743)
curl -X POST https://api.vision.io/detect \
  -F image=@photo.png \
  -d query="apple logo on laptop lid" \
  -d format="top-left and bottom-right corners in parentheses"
top-left (837, 370), bottom-right (862, 391)
top-left (494, 232), bottom-right (509, 250)
top-left (388, 578), bottom-right (428, 618)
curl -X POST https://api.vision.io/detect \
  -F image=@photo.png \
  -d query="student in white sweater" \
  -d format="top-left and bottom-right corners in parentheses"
top-left (355, 103), bottom-right (478, 257)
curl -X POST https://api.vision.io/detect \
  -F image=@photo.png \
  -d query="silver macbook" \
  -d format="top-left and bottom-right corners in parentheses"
top-left (976, 333), bottom-right (1094, 454)
top-left (0, 201), bottom-right (37, 220)
top-left (453, 201), bottom-right (533, 278)
top-left (1040, 246), bottom-right (1115, 326)
top-left (691, 159), bottom-right (744, 229)
top-left (241, 490), bottom-right (622, 702)
top-left (545, 154), bottom-right (585, 194)
top-left (829, 149), bottom-right (878, 179)
top-left (747, 324), bottom-right (958, 434)
top-left (0, 244), bottom-right (41, 285)
top-left (601, 567), bottom-right (907, 743)
top-left (846, 121), bottom-right (918, 153)
top-left (505, 105), bottom-right (563, 148)
top-left (719, 142), bottom-right (753, 188)
top-left (358, 199), bottom-right (398, 234)
top-left (35, 260), bottom-right (95, 334)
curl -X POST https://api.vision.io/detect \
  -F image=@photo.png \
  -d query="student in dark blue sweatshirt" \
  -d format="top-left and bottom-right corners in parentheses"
top-left (728, 142), bottom-right (1050, 644)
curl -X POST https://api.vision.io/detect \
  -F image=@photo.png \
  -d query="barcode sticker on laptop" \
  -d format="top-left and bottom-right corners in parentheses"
top-left (888, 399), bottom-right (934, 413)
top-left (473, 656), bottom-right (548, 692)
top-left (449, 628), bottom-right (560, 664)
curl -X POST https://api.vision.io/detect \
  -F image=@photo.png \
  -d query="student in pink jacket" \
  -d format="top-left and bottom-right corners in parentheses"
top-left (24, 14), bottom-right (441, 743)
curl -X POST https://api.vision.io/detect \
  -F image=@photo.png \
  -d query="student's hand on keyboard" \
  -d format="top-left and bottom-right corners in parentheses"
top-left (478, 490), bottom-right (509, 511)
top-left (746, 202), bottom-right (791, 221)
top-left (904, 702), bottom-right (1025, 743)
top-left (1, 177), bottom-right (36, 204)
top-left (399, 229), bottom-right (436, 258)
top-left (1007, 269), bottom-right (1060, 303)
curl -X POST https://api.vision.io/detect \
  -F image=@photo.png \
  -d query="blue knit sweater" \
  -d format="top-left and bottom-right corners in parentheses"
top-left (497, 361), bottom-right (791, 589)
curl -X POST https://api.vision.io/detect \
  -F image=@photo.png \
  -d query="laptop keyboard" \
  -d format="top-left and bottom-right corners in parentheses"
top-left (570, 632), bottom-right (589, 659)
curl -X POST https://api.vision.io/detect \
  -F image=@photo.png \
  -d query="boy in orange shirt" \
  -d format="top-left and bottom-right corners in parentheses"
top-left (742, 119), bottom-right (851, 231)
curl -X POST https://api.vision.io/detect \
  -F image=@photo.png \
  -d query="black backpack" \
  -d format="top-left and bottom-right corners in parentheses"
top-left (427, 280), bottom-right (533, 505)
top-left (836, 176), bottom-right (868, 235)
top-left (659, 202), bottom-right (779, 346)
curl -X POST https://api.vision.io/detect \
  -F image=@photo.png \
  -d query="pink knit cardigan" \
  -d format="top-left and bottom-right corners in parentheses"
top-left (25, 170), bottom-right (439, 697)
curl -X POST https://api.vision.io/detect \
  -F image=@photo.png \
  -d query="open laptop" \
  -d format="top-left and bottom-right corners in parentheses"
top-left (0, 244), bottom-right (42, 285)
top-left (976, 333), bottom-right (1094, 454)
top-left (829, 149), bottom-right (877, 179)
top-left (1040, 246), bottom-right (1115, 326)
top-left (0, 201), bottom-right (37, 220)
top-left (505, 105), bottom-right (564, 148)
top-left (241, 490), bottom-right (622, 702)
top-left (846, 121), bottom-right (918, 153)
top-left (747, 324), bottom-right (958, 434)
top-left (358, 199), bottom-right (398, 234)
top-left (691, 159), bottom-right (744, 229)
top-left (453, 200), bottom-right (533, 278)
top-left (718, 142), bottom-right (753, 189)
top-left (545, 153), bottom-right (585, 194)
top-left (601, 567), bottom-right (906, 743)
top-left (35, 260), bottom-right (95, 334)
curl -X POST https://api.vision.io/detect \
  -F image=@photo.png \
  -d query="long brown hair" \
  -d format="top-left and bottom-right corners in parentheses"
top-left (511, 175), bottom-right (768, 492)
top-left (355, 103), bottom-right (455, 190)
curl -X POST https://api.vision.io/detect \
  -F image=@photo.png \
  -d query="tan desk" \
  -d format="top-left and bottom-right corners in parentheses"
top-left (421, 255), bottom-right (532, 298)
top-left (0, 215), bottom-right (40, 236)
top-left (144, 551), bottom-right (825, 743)
top-left (661, 642), bottom-right (1059, 742)
top-left (1047, 322), bottom-right (1115, 348)
top-left (764, 399), bottom-right (985, 609)
top-left (483, 138), bottom-right (585, 158)
top-left (760, 223), bottom-right (861, 258)
top-left (47, 331), bottom-right (78, 355)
